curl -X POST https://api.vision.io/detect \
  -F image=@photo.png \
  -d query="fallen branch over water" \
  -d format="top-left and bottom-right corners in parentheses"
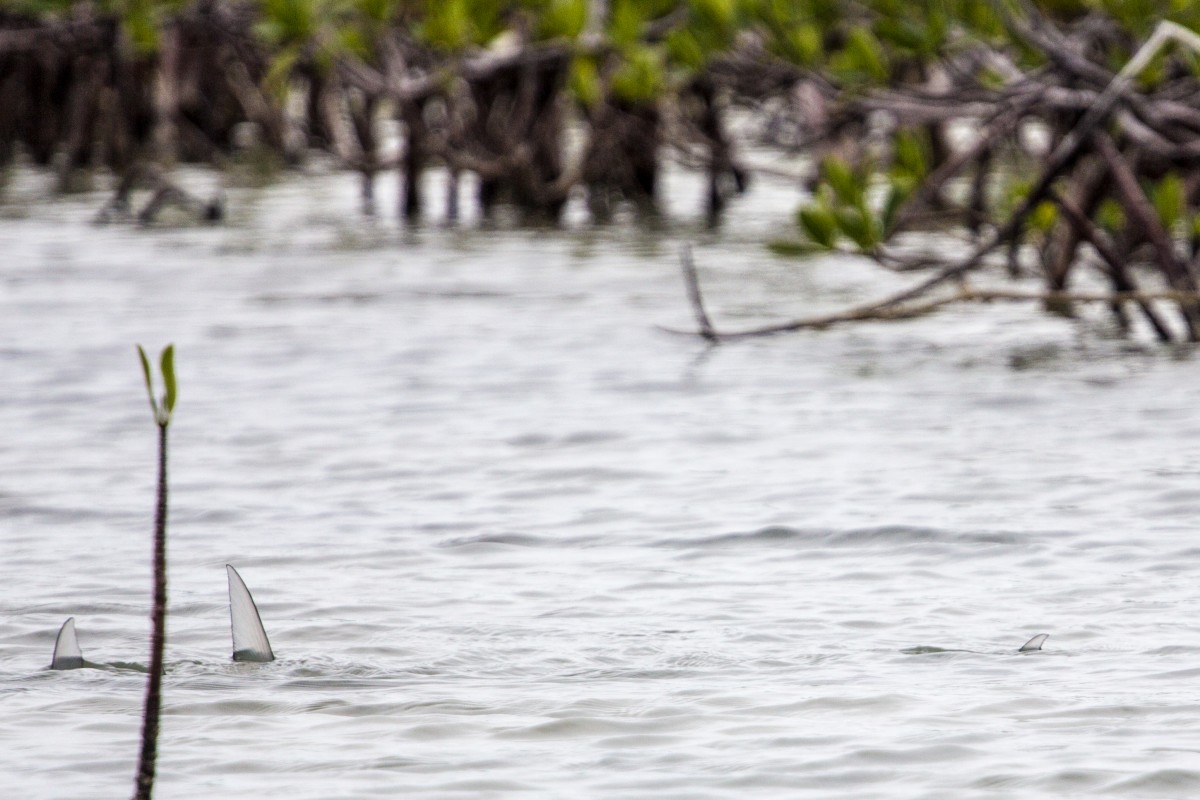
top-left (667, 247), bottom-right (1200, 341)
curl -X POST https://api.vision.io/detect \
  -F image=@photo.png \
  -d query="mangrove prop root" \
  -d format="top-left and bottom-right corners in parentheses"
top-left (1049, 189), bottom-right (1176, 343)
top-left (1096, 133), bottom-right (1200, 340)
top-left (666, 15), bottom-right (1200, 344)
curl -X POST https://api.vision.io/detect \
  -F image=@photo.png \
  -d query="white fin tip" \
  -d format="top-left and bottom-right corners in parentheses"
top-left (51, 617), bottom-right (84, 670)
top-left (1019, 633), bottom-right (1049, 652)
top-left (227, 565), bottom-right (275, 663)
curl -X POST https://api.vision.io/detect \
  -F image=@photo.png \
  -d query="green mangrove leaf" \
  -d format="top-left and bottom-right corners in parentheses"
top-left (1152, 173), bottom-right (1185, 229)
top-left (125, 0), bottom-right (159, 55)
top-left (892, 129), bottom-right (928, 178)
top-left (881, 185), bottom-right (909, 234)
top-left (821, 157), bottom-right (860, 206)
top-left (1097, 0), bottom-right (1156, 34)
top-left (1134, 52), bottom-right (1166, 89)
top-left (797, 204), bottom-right (839, 248)
top-left (959, 1), bottom-right (1004, 39)
top-left (691, 0), bottom-right (736, 39)
top-left (925, 8), bottom-right (949, 51)
top-left (666, 28), bottom-right (707, 69)
top-left (609, 0), bottom-right (646, 46)
top-left (336, 26), bottom-right (371, 60)
top-left (845, 27), bottom-right (889, 82)
top-left (874, 18), bottom-right (927, 52)
top-left (1030, 200), bottom-right (1058, 232)
top-left (569, 56), bottom-right (602, 108)
top-left (536, 0), bottom-right (588, 40)
top-left (420, 0), bottom-right (471, 50)
top-left (1096, 197), bottom-right (1125, 231)
top-left (834, 206), bottom-right (877, 250)
top-left (767, 238), bottom-right (822, 257)
top-left (782, 23), bottom-right (822, 65)
top-left (1001, 176), bottom-right (1036, 219)
top-left (259, 0), bottom-right (317, 45)
top-left (137, 345), bottom-right (159, 418)
top-left (264, 45), bottom-right (302, 98)
top-left (612, 45), bottom-right (665, 103)
top-left (357, 0), bottom-right (399, 25)
top-left (161, 345), bottom-right (177, 416)
top-left (808, 0), bottom-right (840, 26)
top-left (976, 65), bottom-right (1009, 90)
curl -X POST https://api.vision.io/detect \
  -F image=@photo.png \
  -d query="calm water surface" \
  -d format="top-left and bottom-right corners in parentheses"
top-left (3, 169), bottom-right (1200, 798)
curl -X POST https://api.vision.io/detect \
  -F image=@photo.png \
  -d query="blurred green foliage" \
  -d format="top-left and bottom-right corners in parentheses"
top-left (8, 0), bottom-right (1200, 250)
top-left (9, 0), bottom-right (1189, 82)
top-left (2, 0), bottom-right (1191, 56)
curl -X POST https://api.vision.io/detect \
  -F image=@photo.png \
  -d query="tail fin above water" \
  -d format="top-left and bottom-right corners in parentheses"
top-left (1019, 633), bottom-right (1049, 652)
top-left (51, 617), bottom-right (84, 669)
top-left (226, 565), bottom-right (275, 662)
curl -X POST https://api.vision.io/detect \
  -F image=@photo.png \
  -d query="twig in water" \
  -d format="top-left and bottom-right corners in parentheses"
top-left (679, 244), bottom-right (717, 343)
top-left (663, 250), bottom-right (1200, 340)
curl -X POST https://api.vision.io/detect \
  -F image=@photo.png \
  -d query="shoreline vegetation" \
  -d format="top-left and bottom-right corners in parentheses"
top-left (6, 1), bottom-right (1200, 341)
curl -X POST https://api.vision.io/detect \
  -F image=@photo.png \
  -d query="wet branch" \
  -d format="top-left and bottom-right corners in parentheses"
top-left (668, 248), bottom-right (1200, 341)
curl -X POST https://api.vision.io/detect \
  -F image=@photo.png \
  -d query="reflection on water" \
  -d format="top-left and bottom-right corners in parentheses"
top-left (3, 168), bottom-right (1200, 798)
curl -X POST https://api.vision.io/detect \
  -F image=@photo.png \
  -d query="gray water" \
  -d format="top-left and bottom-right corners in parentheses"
top-left (3, 167), bottom-right (1200, 799)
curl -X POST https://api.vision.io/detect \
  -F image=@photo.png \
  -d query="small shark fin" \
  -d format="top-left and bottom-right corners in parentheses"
top-left (1019, 633), bottom-right (1049, 652)
top-left (51, 617), bottom-right (84, 669)
top-left (227, 565), bottom-right (275, 662)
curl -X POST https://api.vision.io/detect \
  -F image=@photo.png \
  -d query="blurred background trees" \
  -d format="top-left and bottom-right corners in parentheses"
top-left (5, 1), bottom-right (1200, 338)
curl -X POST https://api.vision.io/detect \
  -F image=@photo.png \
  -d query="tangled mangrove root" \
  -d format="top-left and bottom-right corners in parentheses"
top-left (671, 15), bottom-right (1200, 344)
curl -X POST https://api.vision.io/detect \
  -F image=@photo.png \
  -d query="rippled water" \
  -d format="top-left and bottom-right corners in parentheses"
top-left (4, 167), bottom-right (1200, 798)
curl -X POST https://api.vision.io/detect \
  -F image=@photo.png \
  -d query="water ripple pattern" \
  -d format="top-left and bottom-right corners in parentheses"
top-left (3, 171), bottom-right (1200, 798)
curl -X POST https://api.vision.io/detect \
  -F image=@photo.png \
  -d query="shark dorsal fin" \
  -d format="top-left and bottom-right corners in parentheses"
top-left (227, 565), bottom-right (275, 662)
top-left (1019, 633), bottom-right (1049, 652)
top-left (51, 617), bottom-right (84, 669)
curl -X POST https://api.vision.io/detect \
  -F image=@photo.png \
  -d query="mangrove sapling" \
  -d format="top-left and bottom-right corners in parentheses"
top-left (131, 344), bottom-right (177, 800)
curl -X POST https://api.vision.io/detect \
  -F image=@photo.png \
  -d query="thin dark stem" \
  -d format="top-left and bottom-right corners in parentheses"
top-left (401, 100), bottom-right (425, 220)
top-left (679, 245), bottom-right (717, 342)
top-left (133, 421), bottom-right (169, 800)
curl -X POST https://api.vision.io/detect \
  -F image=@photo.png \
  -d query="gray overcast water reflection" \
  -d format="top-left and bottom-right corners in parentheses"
top-left (3, 171), bottom-right (1200, 798)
